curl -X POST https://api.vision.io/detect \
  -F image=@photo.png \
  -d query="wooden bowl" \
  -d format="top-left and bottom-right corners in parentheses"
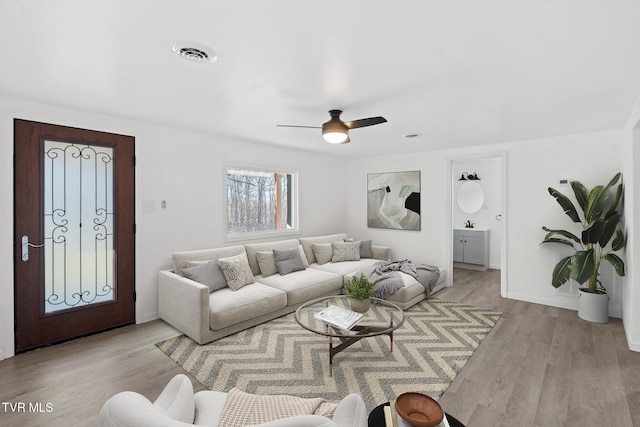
top-left (395, 392), bottom-right (444, 427)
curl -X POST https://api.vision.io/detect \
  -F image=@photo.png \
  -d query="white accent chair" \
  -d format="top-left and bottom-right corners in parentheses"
top-left (98, 374), bottom-right (368, 427)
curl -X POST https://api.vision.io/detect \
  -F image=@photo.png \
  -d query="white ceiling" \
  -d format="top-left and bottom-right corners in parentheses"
top-left (2, 1), bottom-right (640, 157)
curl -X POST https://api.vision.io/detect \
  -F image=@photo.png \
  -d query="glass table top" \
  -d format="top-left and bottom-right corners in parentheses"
top-left (295, 295), bottom-right (405, 338)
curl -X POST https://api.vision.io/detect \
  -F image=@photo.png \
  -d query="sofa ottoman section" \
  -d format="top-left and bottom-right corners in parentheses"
top-left (256, 269), bottom-right (343, 306)
top-left (209, 283), bottom-right (287, 331)
top-left (344, 268), bottom-right (448, 310)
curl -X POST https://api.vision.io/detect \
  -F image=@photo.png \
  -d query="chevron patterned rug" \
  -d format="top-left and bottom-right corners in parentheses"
top-left (156, 299), bottom-right (500, 411)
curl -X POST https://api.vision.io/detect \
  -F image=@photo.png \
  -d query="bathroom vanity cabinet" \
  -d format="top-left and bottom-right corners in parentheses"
top-left (453, 228), bottom-right (490, 271)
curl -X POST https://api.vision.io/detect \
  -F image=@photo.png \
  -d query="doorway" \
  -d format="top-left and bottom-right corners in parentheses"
top-left (450, 153), bottom-right (507, 297)
top-left (14, 119), bottom-right (136, 352)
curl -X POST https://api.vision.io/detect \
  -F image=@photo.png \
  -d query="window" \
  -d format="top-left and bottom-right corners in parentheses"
top-left (226, 167), bottom-right (297, 239)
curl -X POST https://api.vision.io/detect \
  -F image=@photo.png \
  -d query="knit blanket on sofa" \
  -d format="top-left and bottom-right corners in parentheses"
top-left (218, 387), bottom-right (338, 427)
top-left (358, 259), bottom-right (441, 299)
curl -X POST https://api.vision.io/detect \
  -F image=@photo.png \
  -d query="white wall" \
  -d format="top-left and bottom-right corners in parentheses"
top-left (623, 91), bottom-right (640, 352)
top-left (344, 155), bottom-right (450, 269)
top-left (453, 157), bottom-right (502, 269)
top-left (624, 125), bottom-right (639, 351)
top-left (505, 131), bottom-right (625, 317)
top-left (0, 95), bottom-right (348, 360)
top-left (345, 129), bottom-right (625, 318)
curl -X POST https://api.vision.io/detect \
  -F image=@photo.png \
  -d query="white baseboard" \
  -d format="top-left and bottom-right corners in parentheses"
top-left (139, 311), bottom-right (159, 324)
top-left (623, 320), bottom-right (640, 352)
top-left (507, 291), bottom-right (578, 311)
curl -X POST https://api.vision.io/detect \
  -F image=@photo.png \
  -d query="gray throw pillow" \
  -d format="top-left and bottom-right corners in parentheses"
top-left (332, 241), bottom-right (360, 262)
top-left (312, 243), bottom-right (333, 265)
top-left (256, 251), bottom-right (278, 277)
top-left (218, 253), bottom-right (255, 291)
top-left (273, 248), bottom-right (306, 275)
top-left (359, 240), bottom-right (373, 258)
top-left (344, 238), bottom-right (373, 258)
top-left (180, 261), bottom-right (228, 293)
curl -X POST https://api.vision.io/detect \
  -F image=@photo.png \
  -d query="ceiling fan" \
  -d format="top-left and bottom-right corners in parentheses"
top-left (277, 110), bottom-right (387, 144)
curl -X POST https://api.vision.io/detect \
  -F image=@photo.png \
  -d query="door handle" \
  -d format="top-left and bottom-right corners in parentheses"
top-left (21, 235), bottom-right (44, 262)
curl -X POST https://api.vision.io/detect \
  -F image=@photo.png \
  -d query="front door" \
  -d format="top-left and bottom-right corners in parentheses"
top-left (14, 119), bottom-right (135, 352)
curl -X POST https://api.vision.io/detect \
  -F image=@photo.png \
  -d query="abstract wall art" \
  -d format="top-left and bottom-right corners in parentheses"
top-left (367, 170), bottom-right (421, 230)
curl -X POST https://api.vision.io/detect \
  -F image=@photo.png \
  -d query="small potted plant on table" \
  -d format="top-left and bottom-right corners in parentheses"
top-left (345, 274), bottom-right (374, 313)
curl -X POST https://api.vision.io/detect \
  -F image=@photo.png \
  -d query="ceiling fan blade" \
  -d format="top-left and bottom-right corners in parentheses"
top-left (276, 125), bottom-right (322, 129)
top-left (344, 116), bottom-right (387, 129)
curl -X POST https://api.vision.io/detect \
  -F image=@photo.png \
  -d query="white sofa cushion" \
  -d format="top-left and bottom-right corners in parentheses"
top-left (257, 269), bottom-right (343, 305)
top-left (209, 283), bottom-right (287, 330)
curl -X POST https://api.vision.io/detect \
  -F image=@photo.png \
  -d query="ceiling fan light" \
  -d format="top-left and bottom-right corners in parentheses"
top-left (323, 131), bottom-right (349, 144)
top-left (322, 119), bottom-right (349, 144)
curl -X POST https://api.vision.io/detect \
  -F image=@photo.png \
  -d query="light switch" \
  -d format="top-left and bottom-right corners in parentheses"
top-left (142, 200), bottom-right (155, 213)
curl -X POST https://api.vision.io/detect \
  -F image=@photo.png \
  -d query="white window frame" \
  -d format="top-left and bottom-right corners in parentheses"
top-left (225, 165), bottom-right (299, 242)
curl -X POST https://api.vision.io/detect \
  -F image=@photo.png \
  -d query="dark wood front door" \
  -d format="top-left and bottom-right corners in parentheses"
top-left (14, 119), bottom-right (135, 352)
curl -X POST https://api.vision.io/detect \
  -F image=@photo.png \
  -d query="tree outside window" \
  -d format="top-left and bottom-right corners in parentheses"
top-left (226, 167), bottom-right (297, 238)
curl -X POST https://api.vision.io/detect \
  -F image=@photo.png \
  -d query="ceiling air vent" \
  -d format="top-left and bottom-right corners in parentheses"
top-left (172, 42), bottom-right (217, 64)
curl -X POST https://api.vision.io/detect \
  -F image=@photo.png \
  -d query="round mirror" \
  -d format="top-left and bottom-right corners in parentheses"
top-left (456, 181), bottom-right (485, 214)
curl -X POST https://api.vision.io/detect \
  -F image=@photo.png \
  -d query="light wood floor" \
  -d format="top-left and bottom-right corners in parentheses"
top-left (438, 268), bottom-right (640, 427)
top-left (1, 268), bottom-right (639, 426)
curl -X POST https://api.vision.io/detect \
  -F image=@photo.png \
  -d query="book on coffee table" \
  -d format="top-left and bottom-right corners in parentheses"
top-left (314, 304), bottom-right (363, 331)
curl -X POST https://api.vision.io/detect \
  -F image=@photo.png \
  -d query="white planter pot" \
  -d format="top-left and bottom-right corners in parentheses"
top-left (578, 289), bottom-right (609, 324)
top-left (349, 298), bottom-right (371, 313)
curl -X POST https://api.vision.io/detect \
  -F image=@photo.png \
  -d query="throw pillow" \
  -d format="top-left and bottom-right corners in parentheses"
top-left (256, 251), bottom-right (278, 277)
top-left (344, 238), bottom-right (373, 258)
top-left (358, 240), bottom-right (373, 258)
top-left (298, 245), bottom-right (310, 267)
top-left (218, 253), bottom-right (255, 291)
top-left (273, 248), bottom-right (306, 275)
top-left (180, 261), bottom-right (227, 293)
top-left (312, 243), bottom-right (333, 265)
top-left (332, 241), bottom-right (360, 262)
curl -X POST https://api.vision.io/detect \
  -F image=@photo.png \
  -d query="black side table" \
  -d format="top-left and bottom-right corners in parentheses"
top-left (368, 402), bottom-right (465, 427)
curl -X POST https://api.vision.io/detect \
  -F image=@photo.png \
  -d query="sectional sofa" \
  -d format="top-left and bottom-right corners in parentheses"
top-left (158, 233), bottom-right (446, 344)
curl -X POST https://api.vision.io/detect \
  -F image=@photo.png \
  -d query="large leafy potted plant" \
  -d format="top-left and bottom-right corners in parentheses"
top-left (540, 172), bottom-right (625, 323)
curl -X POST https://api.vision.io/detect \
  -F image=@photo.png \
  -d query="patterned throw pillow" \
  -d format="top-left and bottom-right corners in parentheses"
top-left (218, 253), bottom-right (255, 291)
top-left (312, 243), bottom-right (333, 265)
top-left (344, 238), bottom-right (373, 258)
top-left (331, 241), bottom-right (360, 262)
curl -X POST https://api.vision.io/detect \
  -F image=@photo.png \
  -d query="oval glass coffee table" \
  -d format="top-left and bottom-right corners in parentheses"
top-left (295, 295), bottom-right (405, 377)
